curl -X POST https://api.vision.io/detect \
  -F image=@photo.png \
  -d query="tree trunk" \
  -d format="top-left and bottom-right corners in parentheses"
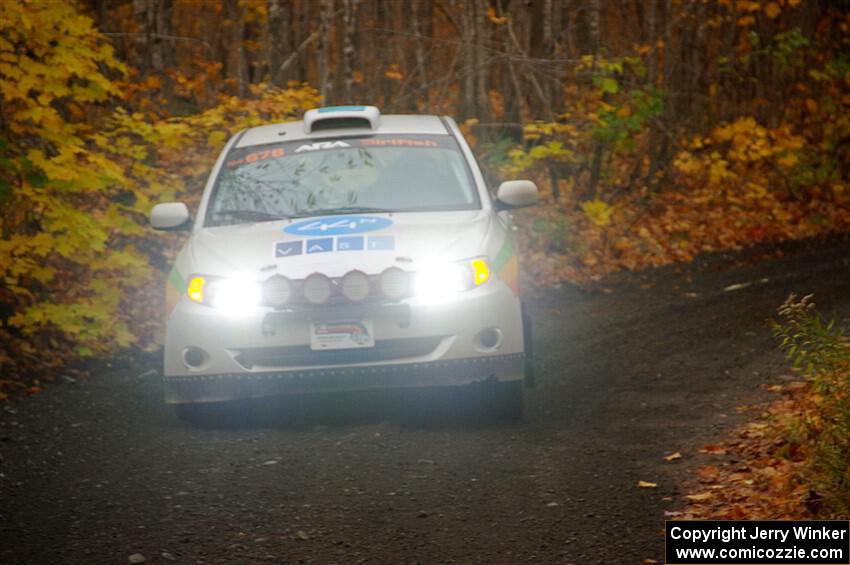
top-left (267, 0), bottom-right (293, 86)
top-left (500, 0), bottom-right (523, 129)
top-left (222, 0), bottom-right (247, 96)
top-left (473, 0), bottom-right (490, 125)
top-left (458, 0), bottom-right (475, 119)
top-left (586, 0), bottom-right (604, 200)
top-left (375, 0), bottom-right (393, 107)
top-left (317, 0), bottom-right (335, 102)
top-left (340, 0), bottom-right (357, 102)
top-left (132, 0), bottom-right (175, 100)
top-left (411, 0), bottom-right (432, 108)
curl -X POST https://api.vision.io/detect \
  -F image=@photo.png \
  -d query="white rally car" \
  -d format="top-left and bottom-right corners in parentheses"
top-left (150, 106), bottom-right (537, 419)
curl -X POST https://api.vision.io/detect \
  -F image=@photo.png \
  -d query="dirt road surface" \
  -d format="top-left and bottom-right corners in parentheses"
top-left (2, 239), bottom-right (850, 565)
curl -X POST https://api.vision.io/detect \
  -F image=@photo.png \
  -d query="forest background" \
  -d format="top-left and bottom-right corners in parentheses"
top-left (0, 0), bottom-right (848, 393)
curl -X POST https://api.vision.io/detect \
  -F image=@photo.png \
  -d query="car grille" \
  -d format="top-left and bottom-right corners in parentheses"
top-left (233, 336), bottom-right (444, 369)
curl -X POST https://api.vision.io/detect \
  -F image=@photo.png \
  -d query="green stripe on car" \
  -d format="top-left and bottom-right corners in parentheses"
top-left (492, 229), bottom-right (515, 271)
top-left (168, 268), bottom-right (186, 293)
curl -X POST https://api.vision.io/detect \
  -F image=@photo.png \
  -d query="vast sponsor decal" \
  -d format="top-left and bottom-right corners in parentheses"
top-left (283, 215), bottom-right (393, 236)
top-left (305, 238), bottom-right (333, 254)
top-left (273, 234), bottom-right (394, 258)
top-left (337, 236), bottom-right (365, 251)
top-left (367, 236), bottom-right (394, 250)
top-left (274, 240), bottom-right (303, 258)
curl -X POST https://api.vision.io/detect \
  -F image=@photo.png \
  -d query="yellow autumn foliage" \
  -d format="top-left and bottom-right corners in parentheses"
top-left (0, 1), bottom-right (319, 381)
top-left (582, 200), bottom-right (614, 227)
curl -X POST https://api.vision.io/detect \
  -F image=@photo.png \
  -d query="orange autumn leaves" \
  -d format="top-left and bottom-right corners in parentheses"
top-left (512, 111), bottom-right (850, 289)
top-left (676, 296), bottom-right (850, 520)
top-left (678, 382), bottom-right (818, 520)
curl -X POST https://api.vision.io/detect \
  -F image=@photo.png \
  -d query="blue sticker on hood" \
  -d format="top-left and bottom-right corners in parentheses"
top-left (367, 236), bottom-right (395, 250)
top-left (337, 236), bottom-right (364, 251)
top-left (306, 238), bottom-right (333, 253)
top-left (284, 215), bottom-right (392, 236)
top-left (275, 240), bottom-right (303, 258)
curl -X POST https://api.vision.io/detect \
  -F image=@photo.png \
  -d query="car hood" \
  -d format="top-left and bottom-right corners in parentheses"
top-left (187, 210), bottom-right (492, 279)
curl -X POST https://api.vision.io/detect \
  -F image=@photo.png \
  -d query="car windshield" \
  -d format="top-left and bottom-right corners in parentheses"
top-left (205, 134), bottom-right (479, 227)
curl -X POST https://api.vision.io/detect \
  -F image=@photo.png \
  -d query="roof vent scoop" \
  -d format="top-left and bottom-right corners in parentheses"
top-left (303, 105), bottom-right (381, 134)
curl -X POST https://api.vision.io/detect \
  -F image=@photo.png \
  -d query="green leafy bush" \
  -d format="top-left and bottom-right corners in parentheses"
top-left (772, 294), bottom-right (850, 516)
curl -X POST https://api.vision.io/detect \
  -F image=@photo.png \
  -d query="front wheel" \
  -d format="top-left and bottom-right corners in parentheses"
top-left (475, 379), bottom-right (524, 422)
top-left (174, 402), bottom-right (219, 425)
top-left (174, 400), bottom-right (255, 427)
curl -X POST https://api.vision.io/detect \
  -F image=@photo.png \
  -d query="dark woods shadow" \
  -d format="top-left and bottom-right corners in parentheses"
top-left (171, 385), bottom-right (524, 431)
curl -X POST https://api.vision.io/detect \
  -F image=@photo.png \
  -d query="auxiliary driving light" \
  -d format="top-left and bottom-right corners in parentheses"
top-left (379, 267), bottom-right (409, 300)
top-left (341, 270), bottom-right (370, 302)
top-left (303, 273), bottom-right (332, 304)
top-left (263, 275), bottom-right (292, 308)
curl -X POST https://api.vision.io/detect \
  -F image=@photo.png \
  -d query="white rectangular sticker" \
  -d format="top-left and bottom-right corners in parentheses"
top-left (310, 320), bottom-right (375, 350)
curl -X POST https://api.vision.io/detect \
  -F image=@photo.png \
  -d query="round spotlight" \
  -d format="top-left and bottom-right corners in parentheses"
top-left (182, 346), bottom-right (209, 370)
top-left (341, 270), bottom-right (370, 302)
top-left (474, 327), bottom-right (502, 350)
top-left (303, 273), bottom-right (332, 305)
top-left (379, 267), bottom-right (409, 300)
top-left (263, 275), bottom-right (292, 308)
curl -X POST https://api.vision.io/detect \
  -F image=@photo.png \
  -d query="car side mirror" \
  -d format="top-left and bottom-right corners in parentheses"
top-left (150, 202), bottom-right (192, 231)
top-left (496, 180), bottom-right (538, 209)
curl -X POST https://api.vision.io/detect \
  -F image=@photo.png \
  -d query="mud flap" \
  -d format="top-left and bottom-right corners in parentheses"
top-left (522, 301), bottom-right (535, 387)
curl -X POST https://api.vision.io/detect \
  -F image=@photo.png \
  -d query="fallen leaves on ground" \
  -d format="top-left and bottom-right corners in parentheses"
top-left (677, 381), bottom-right (816, 520)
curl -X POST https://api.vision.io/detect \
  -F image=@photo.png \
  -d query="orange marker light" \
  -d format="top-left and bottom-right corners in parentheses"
top-left (187, 276), bottom-right (206, 303)
top-left (471, 259), bottom-right (490, 286)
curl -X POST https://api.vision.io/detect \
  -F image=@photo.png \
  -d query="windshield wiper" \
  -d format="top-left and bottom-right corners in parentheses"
top-left (215, 209), bottom-right (286, 223)
top-left (290, 206), bottom-right (394, 218)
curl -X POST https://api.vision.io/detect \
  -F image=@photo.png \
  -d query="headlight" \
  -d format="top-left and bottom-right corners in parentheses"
top-left (186, 275), bottom-right (262, 311)
top-left (414, 257), bottom-right (491, 302)
top-left (302, 273), bottom-right (333, 305)
top-left (341, 270), bottom-right (370, 302)
top-left (263, 275), bottom-right (293, 308)
top-left (379, 267), bottom-right (410, 300)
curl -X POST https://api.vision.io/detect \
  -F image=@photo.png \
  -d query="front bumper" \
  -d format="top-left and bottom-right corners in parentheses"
top-left (163, 280), bottom-right (524, 403)
top-left (163, 353), bottom-right (524, 403)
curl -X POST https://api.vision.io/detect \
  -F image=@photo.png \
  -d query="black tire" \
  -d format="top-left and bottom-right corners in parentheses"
top-left (174, 402), bottom-right (216, 425)
top-left (174, 401), bottom-right (253, 427)
top-left (477, 379), bottom-right (524, 422)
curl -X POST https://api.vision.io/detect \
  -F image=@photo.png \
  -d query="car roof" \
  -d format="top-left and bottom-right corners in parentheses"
top-left (235, 114), bottom-right (450, 148)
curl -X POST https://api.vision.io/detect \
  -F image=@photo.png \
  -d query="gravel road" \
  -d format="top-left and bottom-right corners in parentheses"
top-left (2, 239), bottom-right (850, 565)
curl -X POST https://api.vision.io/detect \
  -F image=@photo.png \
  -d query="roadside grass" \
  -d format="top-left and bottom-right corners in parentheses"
top-left (677, 294), bottom-right (850, 519)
